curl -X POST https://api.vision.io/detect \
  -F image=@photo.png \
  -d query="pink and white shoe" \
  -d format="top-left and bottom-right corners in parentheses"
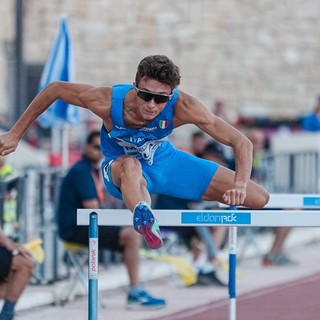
top-left (133, 202), bottom-right (163, 250)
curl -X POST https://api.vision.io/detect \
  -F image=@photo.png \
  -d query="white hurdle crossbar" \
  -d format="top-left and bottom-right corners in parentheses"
top-left (78, 194), bottom-right (320, 320)
top-left (78, 209), bottom-right (320, 227)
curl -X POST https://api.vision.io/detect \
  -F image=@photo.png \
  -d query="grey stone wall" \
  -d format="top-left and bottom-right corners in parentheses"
top-left (1, 0), bottom-right (320, 127)
top-left (0, 1), bottom-right (15, 121)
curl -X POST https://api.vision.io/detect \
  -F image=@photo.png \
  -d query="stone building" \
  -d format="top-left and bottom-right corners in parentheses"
top-left (1, 0), bottom-right (320, 145)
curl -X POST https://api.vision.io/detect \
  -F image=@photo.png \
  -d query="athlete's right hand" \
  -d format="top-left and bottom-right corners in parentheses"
top-left (222, 184), bottom-right (247, 206)
top-left (0, 131), bottom-right (20, 156)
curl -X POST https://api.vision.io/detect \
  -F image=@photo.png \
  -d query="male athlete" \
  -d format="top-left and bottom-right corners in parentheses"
top-left (0, 55), bottom-right (269, 249)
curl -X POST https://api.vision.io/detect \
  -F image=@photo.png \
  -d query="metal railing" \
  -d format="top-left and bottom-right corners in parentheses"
top-left (1, 148), bottom-right (320, 285)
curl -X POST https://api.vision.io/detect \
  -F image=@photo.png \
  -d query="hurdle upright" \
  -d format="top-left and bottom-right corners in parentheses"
top-left (88, 213), bottom-right (98, 320)
top-left (228, 206), bottom-right (237, 320)
top-left (78, 193), bottom-right (320, 320)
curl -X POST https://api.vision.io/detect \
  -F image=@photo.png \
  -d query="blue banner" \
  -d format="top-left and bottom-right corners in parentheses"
top-left (37, 18), bottom-right (79, 128)
top-left (303, 197), bottom-right (320, 206)
top-left (181, 211), bottom-right (252, 225)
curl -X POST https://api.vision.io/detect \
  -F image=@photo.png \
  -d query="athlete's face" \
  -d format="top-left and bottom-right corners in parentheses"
top-left (134, 78), bottom-right (173, 121)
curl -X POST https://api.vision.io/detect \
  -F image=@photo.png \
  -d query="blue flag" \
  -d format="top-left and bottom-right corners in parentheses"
top-left (37, 18), bottom-right (79, 128)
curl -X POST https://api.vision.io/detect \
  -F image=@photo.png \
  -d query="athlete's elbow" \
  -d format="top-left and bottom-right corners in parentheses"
top-left (243, 136), bottom-right (253, 154)
top-left (43, 81), bottom-right (59, 95)
top-left (43, 81), bottom-right (66, 101)
top-left (47, 81), bottom-right (65, 92)
top-left (233, 135), bottom-right (253, 155)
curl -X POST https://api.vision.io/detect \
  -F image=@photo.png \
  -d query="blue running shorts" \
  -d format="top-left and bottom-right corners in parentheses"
top-left (102, 144), bottom-right (218, 201)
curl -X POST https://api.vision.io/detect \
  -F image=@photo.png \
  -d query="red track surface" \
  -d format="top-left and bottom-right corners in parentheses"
top-left (153, 273), bottom-right (320, 320)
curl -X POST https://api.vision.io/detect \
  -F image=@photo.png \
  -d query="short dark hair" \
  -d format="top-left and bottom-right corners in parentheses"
top-left (86, 130), bottom-right (100, 144)
top-left (191, 130), bottom-right (205, 140)
top-left (203, 141), bottom-right (225, 160)
top-left (135, 55), bottom-right (181, 90)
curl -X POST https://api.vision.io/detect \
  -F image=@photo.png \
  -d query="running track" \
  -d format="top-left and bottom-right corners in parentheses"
top-left (152, 272), bottom-right (320, 320)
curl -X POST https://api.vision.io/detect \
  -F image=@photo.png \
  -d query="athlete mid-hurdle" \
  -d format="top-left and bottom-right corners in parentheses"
top-left (0, 55), bottom-right (269, 249)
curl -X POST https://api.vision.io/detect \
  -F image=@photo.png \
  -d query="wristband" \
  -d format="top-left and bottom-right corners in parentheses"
top-left (12, 249), bottom-right (19, 256)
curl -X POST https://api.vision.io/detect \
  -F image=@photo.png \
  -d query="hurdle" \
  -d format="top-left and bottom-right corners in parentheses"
top-left (77, 193), bottom-right (320, 320)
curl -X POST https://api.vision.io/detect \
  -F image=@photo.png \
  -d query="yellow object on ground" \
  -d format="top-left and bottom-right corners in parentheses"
top-left (140, 249), bottom-right (197, 286)
top-left (63, 241), bottom-right (87, 251)
top-left (216, 255), bottom-right (242, 277)
top-left (24, 239), bottom-right (45, 264)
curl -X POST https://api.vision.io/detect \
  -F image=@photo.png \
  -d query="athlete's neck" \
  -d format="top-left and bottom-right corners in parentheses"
top-left (122, 89), bottom-right (157, 128)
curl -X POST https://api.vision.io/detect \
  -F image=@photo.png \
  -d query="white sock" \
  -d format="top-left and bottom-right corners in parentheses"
top-left (201, 262), bottom-right (216, 274)
top-left (134, 201), bottom-right (150, 210)
top-left (193, 261), bottom-right (203, 274)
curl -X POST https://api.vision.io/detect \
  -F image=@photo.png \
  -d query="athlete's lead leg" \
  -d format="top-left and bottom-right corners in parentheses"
top-left (111, 156), bottom-right (163, 249)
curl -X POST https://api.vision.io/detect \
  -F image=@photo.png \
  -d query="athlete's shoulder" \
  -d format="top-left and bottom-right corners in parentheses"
top-left (91, 86), bottom-right (112, 99)
top-left (176, 89), bottom-right (200, 105)
top-left (173, 90), bottom-right (212, 127)
top-left (79, 85), bottom-right (112, 104)
top-left (111, 84), bottom-right (134, 99)
top-left (77, 86), bottom-right (112, 123)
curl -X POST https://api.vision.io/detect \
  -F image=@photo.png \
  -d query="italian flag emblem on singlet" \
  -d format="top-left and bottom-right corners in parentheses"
top-left (159, 120), bottom-right (168, 129)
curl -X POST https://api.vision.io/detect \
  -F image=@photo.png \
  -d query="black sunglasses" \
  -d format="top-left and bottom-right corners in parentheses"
top-left (134, 86), bottom-right (174, 104)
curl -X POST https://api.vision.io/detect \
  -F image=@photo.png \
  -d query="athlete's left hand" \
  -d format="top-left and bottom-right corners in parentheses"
top-left (0, 131), bottom-right (19, 156)
top-left (222, 185), bottom-right (246, 206)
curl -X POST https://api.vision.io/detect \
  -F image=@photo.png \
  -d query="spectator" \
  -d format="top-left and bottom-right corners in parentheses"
top-left (190, 130), bottom-right (207, 157)
top-left (0, 227), bottom-right (34, 320)
top-left (212, 100), bottom-right (240, 128)
top-left (301, 96), bottom-right (320, 131)
top-left (0, 158), bottom-right (15, 180)
top-left (0, 158), bottom-right (19, 240)
top-left (154, 140), bottom-right (228, 287)
top-left (154, 193), bottom-right (227, 287)
top-left (190, 141), bottom-right (228, 286)
top-left (57, 131), bottom-right (166, 309)
top-left (247, 129), bottom-right (268, 183)
top-left (200, 141), bottom-right (229, 250)
top-left (212, 100), bottom-right (229, 122)
top-left (246, 129), bottom-right (295, 266)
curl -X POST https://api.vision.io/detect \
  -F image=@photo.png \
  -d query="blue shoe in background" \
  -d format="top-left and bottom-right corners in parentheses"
top-left (127, 288), bottom-right (166, 310)
top-left (133, 202), bottom-right (163, 249)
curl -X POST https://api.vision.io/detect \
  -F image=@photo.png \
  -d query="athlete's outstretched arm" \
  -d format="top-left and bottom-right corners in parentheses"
top-left (0, 81), bottom-right (95, 156)
top-left (174, 91), bottom-right (253, 205)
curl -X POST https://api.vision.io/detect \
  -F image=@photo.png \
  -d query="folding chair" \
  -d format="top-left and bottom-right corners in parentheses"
top-left (59, 241), bottom-right (88, 304)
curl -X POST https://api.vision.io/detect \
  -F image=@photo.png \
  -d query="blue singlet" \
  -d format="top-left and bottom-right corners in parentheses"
top-left (101, 84), bottom-right (218, 201)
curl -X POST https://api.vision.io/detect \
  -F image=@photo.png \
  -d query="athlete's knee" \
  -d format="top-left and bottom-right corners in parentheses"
top-left (24, 256), bottom-right (34, 273)
top-left (250, 189), bottom-right (270, 209)
top-left (261, 190), bottom-right (270, 207)
top-left (114, 156), bottom-right (146, 189)
top-left (14, 255), bottom-right (34, 278)
top-left (120, 157), bottom-right (142, 177)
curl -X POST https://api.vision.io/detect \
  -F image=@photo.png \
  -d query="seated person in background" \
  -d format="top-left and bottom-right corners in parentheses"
top-left (57, 131), bottom-right (166, 310)
top-left (189, 140), bottom-right (229, 286)
top-left (246, 129), bottom-right (295, 266)
top-left (189, 130), bottom-right (207, 157)
top-left (154, 142), bottom-right (228, 287)
top-left (0, 227), bottom-right (34, 320)
top-left (200, 141), bottom-right (229, 250)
